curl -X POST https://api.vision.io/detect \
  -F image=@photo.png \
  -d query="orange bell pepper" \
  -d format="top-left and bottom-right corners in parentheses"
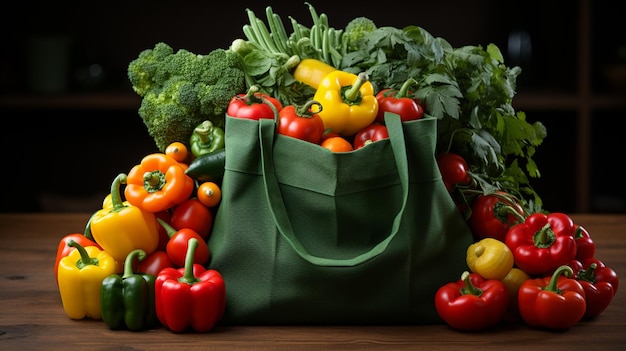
top-left (124, 153), bottom-right (194, 213)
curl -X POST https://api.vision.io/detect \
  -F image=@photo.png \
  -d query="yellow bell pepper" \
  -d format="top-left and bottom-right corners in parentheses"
top-left (57, 240), bottom-right (117, 320)
top-left (466, 237), bottom-right (514, 280)
top-left (313, 70), bottom-right (379, 136)
top-left (91, 173), bottom-right (160, 262)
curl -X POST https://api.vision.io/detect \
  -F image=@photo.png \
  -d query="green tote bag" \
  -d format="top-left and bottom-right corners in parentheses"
top-left (207, 112), bottom-right (474, 325)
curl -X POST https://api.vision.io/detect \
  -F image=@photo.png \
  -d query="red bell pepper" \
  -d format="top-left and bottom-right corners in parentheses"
top-left (158, 218), bottom-right (210, 268)
top-left (352, 122), bottom-right (389, 150)
top-left (54, 233), bottom-right (103, 285)
top-left (434, 271), bottom-right (508, 331)
top-left (518, 265), bottom-right (586, 330)
top-left (574, 224), bottom-right (596, 261)
top-left (227, 85), bottom-right (282, 120)
top-left (374, 78), bottom-right (424, 123)
top-left (505, 212), bottom-right (577, 276)
top-left (277, 100), bottom-right (326, 144)
top-left (569, 257), bottom-right (619, 318)
top-left (155, 238), bottom-right (226, 332)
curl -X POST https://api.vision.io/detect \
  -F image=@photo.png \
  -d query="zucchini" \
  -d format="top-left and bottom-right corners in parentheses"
top-left (185, 148), bottom-right (226, 183)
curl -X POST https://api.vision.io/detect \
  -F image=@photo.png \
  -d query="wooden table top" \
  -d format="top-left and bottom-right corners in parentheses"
top-left (1, 213), bottom-right (624, 350)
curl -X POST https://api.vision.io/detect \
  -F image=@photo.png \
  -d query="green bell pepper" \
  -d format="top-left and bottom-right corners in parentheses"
top-left (190, 120), bottom-right (225, 158)
top-left (100, 249), bottom-right (159, 331)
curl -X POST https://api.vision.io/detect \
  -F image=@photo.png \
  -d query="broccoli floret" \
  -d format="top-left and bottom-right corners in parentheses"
top-left (343, 17), bottom-right (377, 52)
top-left (128, 42), bottom-right (246, 152)
top-left (127, 42), bottom-right (174, 97)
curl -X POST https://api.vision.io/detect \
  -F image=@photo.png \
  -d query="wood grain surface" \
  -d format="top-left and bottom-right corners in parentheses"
top-left (1, 213), bottom-right (624, 350)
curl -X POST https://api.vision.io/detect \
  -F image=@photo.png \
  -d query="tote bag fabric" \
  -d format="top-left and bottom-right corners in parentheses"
top-left (207, 113), bottom-right (474, 325)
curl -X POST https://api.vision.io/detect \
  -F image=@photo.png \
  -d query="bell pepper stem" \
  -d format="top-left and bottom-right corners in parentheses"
top-left (178, 238), bottom-right (200, 285)
top-left (194, 120), bottom-right (215, 145)
top-left (396, 78), bottom-right (418, 98)
top-left (344, 72), bottom-right (369, 102)
top-left (460, 271), bottom-right (483, 297)
top-left (533, 222), bottom-right (555, 248)
top-left (110, 173), bottom-right (128, 212)
top-left (577, 262), bottom-right (598, 283)
top-left (544, 265), bottom-right (574, 293)
top-left (68, 239), bottom-right (99, 269)
top-left (122, 249), bottom-right (146, 279)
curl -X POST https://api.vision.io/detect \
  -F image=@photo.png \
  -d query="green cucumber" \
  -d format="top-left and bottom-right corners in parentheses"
top-left (185, 148), bottom-right (226, 183)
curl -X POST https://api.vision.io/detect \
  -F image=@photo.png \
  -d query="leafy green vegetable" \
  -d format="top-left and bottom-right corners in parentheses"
top-left (339, 23), bottom-right (546, 212)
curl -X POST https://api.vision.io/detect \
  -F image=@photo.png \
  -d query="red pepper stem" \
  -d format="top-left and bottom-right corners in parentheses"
top-left (544, 265), bottom-right (574, 293)
top-left (295, 100), bottom-right (323, 118)
top-left (68, 239), bottom-right (99, 269)
top-left (344, 72), bottom-right (369, 102)
top-left (123, 249), bottom-right (146, 279)
top-left (397, 78), bottom-right (418, 98)
top-left (460, 271), bottom-right (483, 297)
top-left (533, 222), bottom-right (555, 247)
top-left (578, 262), bottom-right (598, 283)
top-left (110, 173), bottom-right (128, 212)
top-left (157, 218), bottom-right (178, 239)
top-left (178, 238), bottom-right (200, 285)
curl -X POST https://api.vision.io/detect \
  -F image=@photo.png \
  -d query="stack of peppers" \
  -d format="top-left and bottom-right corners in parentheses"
top-left (54, 145), bottom-right (227, 333)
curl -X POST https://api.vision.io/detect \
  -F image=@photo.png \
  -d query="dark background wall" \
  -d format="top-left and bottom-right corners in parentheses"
top-left (1, 0), bottom-right (624, 213)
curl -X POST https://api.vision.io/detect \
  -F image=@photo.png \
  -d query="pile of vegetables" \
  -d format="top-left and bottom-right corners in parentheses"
top-left (51, 3), bottom-right (619, 333)
top-left (128, 2), bottom-right (545, 215)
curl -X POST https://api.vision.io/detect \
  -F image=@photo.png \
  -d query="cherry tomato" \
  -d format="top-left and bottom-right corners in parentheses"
top-left (436, 152), bottom-right (472, 191)
top-left (321, 136), bottom-right (353, 152)
top-left (277, 101), bottom-right (325, 144)
top-left (170, 198), bottom-right (213, 240)
top-left (165, 142), bottom-right (189, 163)
top-left (197, 182), bottom-right (222, 208)
top-left (353, 123), bottom-right (389, 150)
top-left (468, 191), bottom-right (525, 242)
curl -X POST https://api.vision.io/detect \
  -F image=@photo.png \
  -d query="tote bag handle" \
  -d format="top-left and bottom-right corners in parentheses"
top-left (259, 113), bottom-right (410, 267)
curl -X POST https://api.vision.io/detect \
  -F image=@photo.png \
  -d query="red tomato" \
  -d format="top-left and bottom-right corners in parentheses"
top-left (135, 250), bottom-right (174, 276)
top-left (170, 198), bottom-right (213, 240)
top-left (353, 123), bottom-right (389, 150)
top-left (436, 152), bottom-right (472, 191)
top-left (375, 85), bottom-right (424, 123)
top-left (277, 101), bottom-right (326, 144)
top-left (166, 227), bottom-right (211, 268)
top-left (227, 89), bottom-right (283, 120)
top-left (468, 191), bottom-right (525, 242)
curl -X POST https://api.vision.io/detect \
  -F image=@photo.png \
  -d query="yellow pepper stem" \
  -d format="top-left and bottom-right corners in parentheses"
top-left (344, 72), bottom-right (368, 103)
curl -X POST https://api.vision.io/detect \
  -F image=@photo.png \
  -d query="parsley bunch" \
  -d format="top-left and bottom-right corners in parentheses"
top-left (340, 25), bottom-right (547, 212)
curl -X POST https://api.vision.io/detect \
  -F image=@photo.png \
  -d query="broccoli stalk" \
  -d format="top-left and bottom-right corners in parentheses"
top-left (128, 42), bottom-right (246, 152)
